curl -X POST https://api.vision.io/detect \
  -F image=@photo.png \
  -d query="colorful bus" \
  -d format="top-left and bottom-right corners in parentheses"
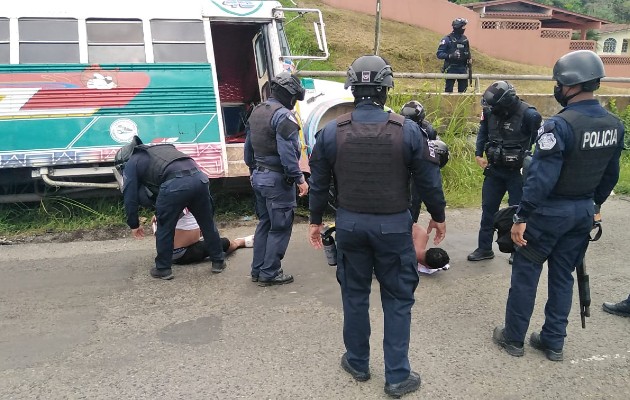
top-left (0, 0), bottom-right (353, 202)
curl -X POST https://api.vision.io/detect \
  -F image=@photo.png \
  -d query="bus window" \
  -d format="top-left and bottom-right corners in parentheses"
top-left (86, 19), bottom-right (145, 63)
top-left (18, 18), bottom-right (79, 63)
top-left (254, 33), bottom-right (267, 79)
top-left (150, 19), bottom-right (207, 63)
top-left (0, 18), bottom-right (8, 63)
top-left (276, 22), bottom-right (291, 57)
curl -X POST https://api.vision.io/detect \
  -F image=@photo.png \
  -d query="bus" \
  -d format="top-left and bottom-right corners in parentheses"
top-left (0, 0), bottom-right (353, 202)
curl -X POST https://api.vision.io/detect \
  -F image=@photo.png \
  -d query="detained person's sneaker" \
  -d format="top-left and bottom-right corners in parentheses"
top-left (384, 371), bottom-right (421, 398)
top-left (602, 299), bottom-right (630, 317)
top-left (150, 267), bottom-right (174, 280)
top-left (529, 332), bottom-right (563, 361)
top-left (467, 248), bottom-right (495, 261)
top-left (492, 326), bottom-right (524, 357)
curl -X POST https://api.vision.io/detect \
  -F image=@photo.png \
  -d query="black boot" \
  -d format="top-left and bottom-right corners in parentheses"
top-left (384, 371), bottom-right (421, 398)
top-left (258, 273), bottom-right (294, 287)
top-left (467, 248), bottom-right (495, 261)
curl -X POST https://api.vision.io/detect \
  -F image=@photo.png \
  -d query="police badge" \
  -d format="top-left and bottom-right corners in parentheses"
top-left (537, 132), bottom-right (557, 150)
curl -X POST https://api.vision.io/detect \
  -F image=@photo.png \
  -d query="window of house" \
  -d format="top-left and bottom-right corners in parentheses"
top-left (18, 18), bottom-right (79, 63)
top-left (150, 19), bottom-right (207, 62)
top-left (87, 19), bottom-right (145, 63)
top-left (622, 39), bottom-right (629, 53)
top-left (603, 38), bottom-right (617, 53)
top-left (0, 18), bottom-right (9, 63)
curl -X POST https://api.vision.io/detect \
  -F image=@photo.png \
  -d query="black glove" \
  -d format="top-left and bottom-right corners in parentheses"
top-left (450, 50), bottom-right (461, 61)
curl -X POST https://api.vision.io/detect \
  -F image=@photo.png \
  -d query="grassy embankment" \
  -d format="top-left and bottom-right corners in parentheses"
top-left (1, 0), bottom-right (629, 237)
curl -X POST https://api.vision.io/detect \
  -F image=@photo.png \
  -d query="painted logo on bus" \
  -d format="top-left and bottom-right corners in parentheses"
top-left (210, 1), bottom-right (263, 16)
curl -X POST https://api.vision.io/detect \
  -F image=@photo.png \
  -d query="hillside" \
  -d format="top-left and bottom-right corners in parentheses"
top-left (296, 0), bottom-right (628, 95)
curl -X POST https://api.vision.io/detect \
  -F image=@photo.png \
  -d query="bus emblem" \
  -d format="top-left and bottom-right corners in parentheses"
top-left (110, 119), bottom-right (138, 143)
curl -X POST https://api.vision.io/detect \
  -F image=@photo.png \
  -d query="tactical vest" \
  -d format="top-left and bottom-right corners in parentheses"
top-left (137, 144), bottom-right (191, 193)
top-left (249, 101), bottom-right (283, 157)
top-left (334, 112), bottom-right (409, 214)
top-left (486, 101), bottom-right (533, 168)
top-left (552, 109), bottom-right (621, 197)
top-left (446, 33), bottom-right (470, 65)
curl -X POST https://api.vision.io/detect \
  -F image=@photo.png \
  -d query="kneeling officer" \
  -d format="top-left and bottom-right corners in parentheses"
top-left (116, 136), bottom-right (225, 280)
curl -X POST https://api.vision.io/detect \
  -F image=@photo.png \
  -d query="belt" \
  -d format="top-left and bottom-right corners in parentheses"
top-left (255, 165), bottom-right (283, 173)
top-left (163, 167), bottom-right (199, 182)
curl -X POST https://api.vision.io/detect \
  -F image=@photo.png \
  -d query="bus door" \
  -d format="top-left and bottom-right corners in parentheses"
top-left (252, 30), bottom-right (271, 102)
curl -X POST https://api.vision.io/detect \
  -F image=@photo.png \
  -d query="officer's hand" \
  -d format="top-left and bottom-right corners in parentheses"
top-left (297, 181), bottom-right (309, 197)
top-left (131, 227), bottom-right (144, 239)
top-left (475, 156), bottom-right (488, 169)
top-left (427, 219), bottom-right (446, 245)
top-left (309, 224), bottom-right (323, 249)
top-left (511, 223), bottom-right (527, 247)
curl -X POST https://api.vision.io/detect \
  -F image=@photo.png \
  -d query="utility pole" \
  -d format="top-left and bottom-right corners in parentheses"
top-left (374, 0), bottom-right (382, 55)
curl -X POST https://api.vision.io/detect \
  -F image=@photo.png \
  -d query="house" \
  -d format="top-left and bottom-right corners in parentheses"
top-left (464, 0), bottom-right (610, 41)
top-left (598, 24), bottom-right (630, 55)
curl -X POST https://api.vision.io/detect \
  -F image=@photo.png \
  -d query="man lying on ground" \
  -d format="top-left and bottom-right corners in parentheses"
top-left (413, 223), bottom-right (450, 274)
top-left (152, 210), bottom-right (254, 265)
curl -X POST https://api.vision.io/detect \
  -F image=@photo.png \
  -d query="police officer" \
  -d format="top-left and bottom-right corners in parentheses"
top-left (436, 18), bottom-right (471, 93)
top-left (118, 136), bottom-right (225, 280)
top-left (244, 71), bottom-right (308, 286)
top-left (493, 50), bottom-right (624, 361)
top-left (468, 81), bottom-right (542, 262)
top-left (400, 100), bottom-right (449, 223)
top-left (308, 55), bottom-right (446, 398)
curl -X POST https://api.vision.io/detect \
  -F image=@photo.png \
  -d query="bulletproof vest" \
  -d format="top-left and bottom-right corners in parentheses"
top-left (136, 144), bottom-right (191, 193)
top-left (447, 33), bottom-right (470, 65)
top-left (249, 101), bottom-right (283, 157)
top-left (486, 101), bottom-right (533, 168)
top-left (552, 109), bottom-right (621, 197)
top-left (334, 112), bottom-right (409, 214)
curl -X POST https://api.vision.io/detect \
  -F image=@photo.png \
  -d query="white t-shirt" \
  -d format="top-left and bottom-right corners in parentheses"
top-left (176, 210), bottom-right (199, 231)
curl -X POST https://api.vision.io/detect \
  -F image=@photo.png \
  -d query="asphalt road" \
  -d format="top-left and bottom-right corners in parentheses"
top-left (1, 198), bottom-right (629, 400)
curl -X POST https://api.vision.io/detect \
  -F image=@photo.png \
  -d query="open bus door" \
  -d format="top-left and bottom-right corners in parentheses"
top-left (252, 31), bottom-right (271, 102)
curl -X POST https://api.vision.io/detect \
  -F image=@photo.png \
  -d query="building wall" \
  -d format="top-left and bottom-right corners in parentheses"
top-left (321, 0), bottom-right (627, 78)
top-left (598, 30), bottom-right (630, 55)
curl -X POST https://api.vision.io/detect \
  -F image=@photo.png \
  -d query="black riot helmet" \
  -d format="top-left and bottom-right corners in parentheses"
top-left (345, 55), bottom-right (394, 105)
top-left (430, 139), bottom-right (450, 168)
top-left (271, 71), bottom-right (306, 109)
top-left (552, 50), bottom-right (605, 92)
top-left (452, 18), bottom-right (468, 29)
top-left (400, 100), bottom-right (426, 124)
top-left (482, 81), bottom-right (518, 113)
top-left (114, 135), bottom-right (143, 169)
top-left (344, 55), bottom-right (394, 89)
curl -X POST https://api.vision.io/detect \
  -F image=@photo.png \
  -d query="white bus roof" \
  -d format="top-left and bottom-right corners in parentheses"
top-left (1, 0), bottom-right (282, 20)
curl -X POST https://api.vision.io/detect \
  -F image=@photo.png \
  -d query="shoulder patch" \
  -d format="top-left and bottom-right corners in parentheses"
top-left (537, 120), bottom-right (555, 139)
top-left (286, 113), bottom-right (298, 125)
top-left (440, 39), bottom-right (446, 45)
top-left (537, 132), bottom-right (557, 150)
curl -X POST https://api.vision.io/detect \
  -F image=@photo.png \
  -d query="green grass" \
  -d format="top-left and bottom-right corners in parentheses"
top-left (0, 197), bottom-right (129, 237)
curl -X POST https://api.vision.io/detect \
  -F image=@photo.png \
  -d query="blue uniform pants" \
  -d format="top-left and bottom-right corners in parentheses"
top-left (251, 169), bottom-right (297, 280)
top-left (478, 166), bottom-right (523, 250)
top-left (154, 172), bottom-right (224, 270)
top-left (444, 78), bottom-right (468, 93)
top-left (504, 199), bottom-right (593, 350)
top-left (335, 208), bottom-right (419, 385)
